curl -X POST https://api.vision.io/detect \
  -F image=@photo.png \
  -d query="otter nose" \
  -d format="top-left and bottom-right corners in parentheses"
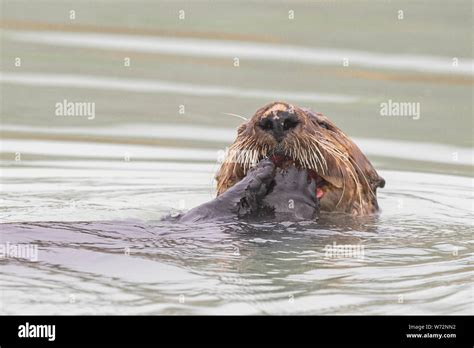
top-left (259, 111), bottom-right (299, 142)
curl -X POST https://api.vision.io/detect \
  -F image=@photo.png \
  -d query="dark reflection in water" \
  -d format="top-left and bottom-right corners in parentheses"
top-left (1, 212), bottom-right (471, 315)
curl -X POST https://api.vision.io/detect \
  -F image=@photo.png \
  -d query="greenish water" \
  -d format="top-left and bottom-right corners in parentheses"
top-left (0, 0), bottom-right (472, 314)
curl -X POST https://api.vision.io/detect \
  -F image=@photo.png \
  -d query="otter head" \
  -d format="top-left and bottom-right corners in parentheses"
top-left (216, 101), bottom-right (385, 215)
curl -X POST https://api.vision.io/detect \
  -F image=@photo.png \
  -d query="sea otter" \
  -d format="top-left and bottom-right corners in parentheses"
top-left (174, 102), bottom-right (384, 222)
top-left (215, 102), bottom-right (385, 216)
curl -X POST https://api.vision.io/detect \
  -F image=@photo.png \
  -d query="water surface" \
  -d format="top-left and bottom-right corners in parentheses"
top-left (0, 0), bottom-right (472, 315)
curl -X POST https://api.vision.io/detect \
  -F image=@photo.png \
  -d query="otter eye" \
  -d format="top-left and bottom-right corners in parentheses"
top-left (259, 119), bottom-right (273, 131)
top-left (283, 119), bottom-right (298, 131)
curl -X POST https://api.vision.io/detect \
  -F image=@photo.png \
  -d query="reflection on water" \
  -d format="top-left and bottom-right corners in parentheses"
top-left (5, 30), bottom-right (474, 75)
top-left (0, 71), bottom-right (360, 104)
top-left (1, 215), bottom-right (472, 315)
top-left (0, 0), bottom-right (472, 315)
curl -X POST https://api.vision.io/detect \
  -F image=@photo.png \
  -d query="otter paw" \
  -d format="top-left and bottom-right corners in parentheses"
top-left (237, 159), bottom-right (275, 217)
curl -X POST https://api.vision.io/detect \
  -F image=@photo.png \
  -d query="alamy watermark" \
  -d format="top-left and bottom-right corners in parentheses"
top-left (55, 99), bottom-right (95, 120)
top-left (324, 242), bottom-right (365, 259)
top-left (18, 322), bottom-right (55, 341)
top-left (380, 99), bottom-right (420, 120)
top-left (217, 147), bottom-right (261, 165)
top-left (0, 242), bottom-right (38, 262)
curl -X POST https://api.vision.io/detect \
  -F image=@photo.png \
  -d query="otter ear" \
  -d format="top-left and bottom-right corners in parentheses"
top-left (370, 175), bottom-right (385, 190)
top-left (377, 176), bottom-right (386, 188)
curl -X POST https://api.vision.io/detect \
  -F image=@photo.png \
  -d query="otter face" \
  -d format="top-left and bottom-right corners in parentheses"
top-left (216, 101), bottom-right (385, 216)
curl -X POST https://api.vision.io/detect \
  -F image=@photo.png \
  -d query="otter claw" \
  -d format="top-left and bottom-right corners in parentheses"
top-left (237, 159), bottom-right (275, 217)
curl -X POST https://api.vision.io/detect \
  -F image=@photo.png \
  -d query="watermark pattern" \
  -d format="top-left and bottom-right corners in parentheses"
top-left (324, 242), bottom-right (365, 259)
top-left (55, 99), bottom-right (95, 120)
top-left (216, 147), bottom-right (261, 165)
top-left (380, 99), bottom-right (420, 120)
top-left (0, 242), bottom-right (38, 262)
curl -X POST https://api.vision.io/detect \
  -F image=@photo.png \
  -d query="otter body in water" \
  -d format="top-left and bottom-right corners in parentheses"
top-left (216, 102), bottom-right (385, 216)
